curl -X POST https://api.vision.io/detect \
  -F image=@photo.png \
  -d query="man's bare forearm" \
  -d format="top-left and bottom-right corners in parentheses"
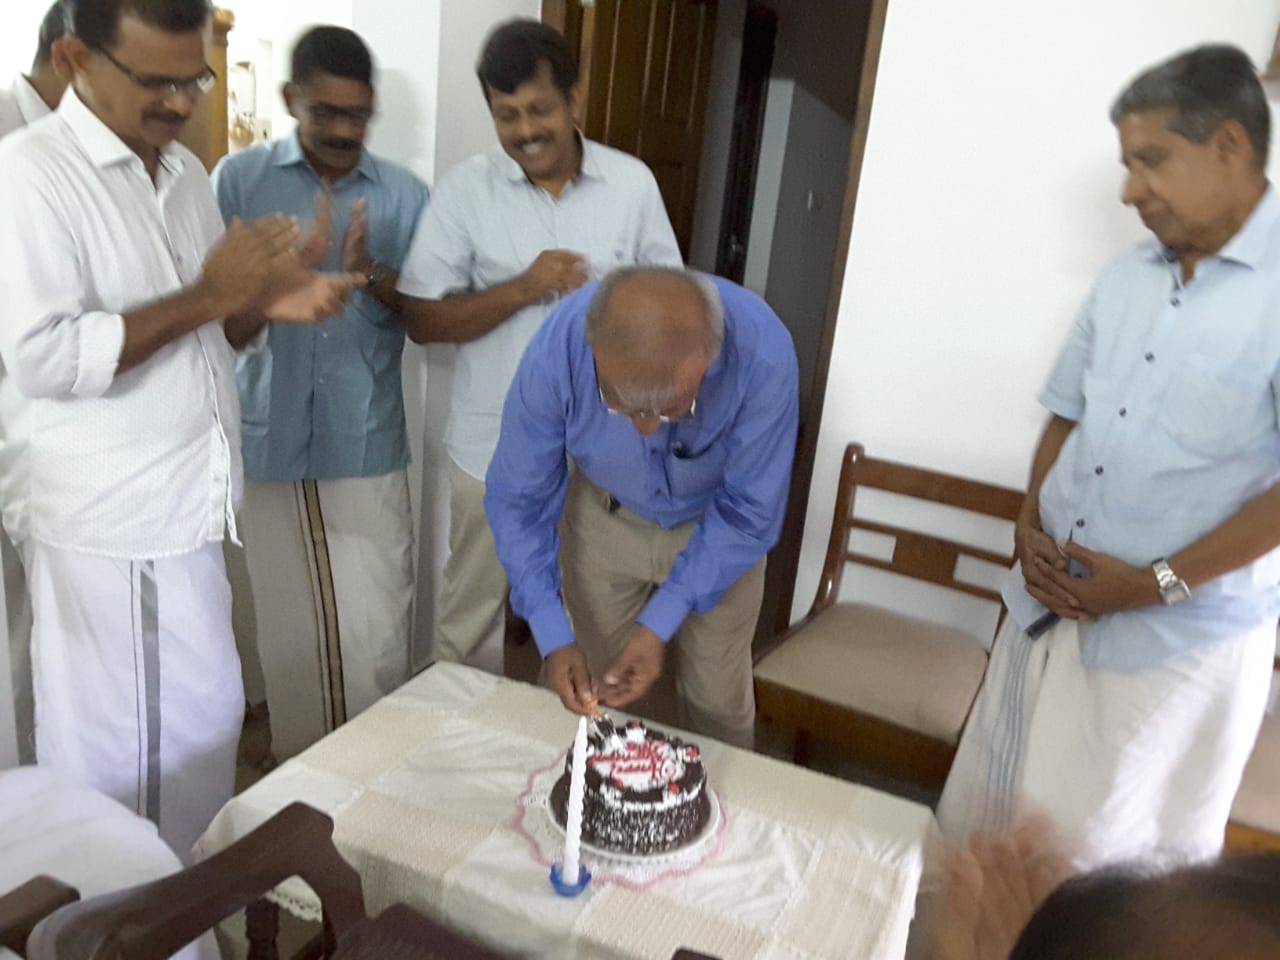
top-left (118, 284), bottom-right (225, 376)
top-left (1022, 414), bottom-right (1077, 523)
top-left (1171, 481), bottom-right (1280, 588)
top-left (401, 275), bottom-right (536, 344)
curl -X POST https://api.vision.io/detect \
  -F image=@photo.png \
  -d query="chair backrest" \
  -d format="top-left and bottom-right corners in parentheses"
top-left (810, 442), bottom-right (1025, 615)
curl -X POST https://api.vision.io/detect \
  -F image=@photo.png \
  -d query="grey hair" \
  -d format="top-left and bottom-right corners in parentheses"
top-left (1110, 44), bottom-right (1270, 170)
top-left (586, 267), bottom-right (725, 413)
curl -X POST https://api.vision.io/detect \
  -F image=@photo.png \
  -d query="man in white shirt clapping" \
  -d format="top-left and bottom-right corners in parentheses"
top-left (0, 0), bottom-right (360, 859)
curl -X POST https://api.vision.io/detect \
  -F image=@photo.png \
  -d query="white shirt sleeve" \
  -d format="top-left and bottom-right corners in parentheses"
top-left (0, 156), bottom-right (123, 399)
top-left (634, 169), bottom-right (684, 267)
top-left (396, 172), bottom-right (477, 301)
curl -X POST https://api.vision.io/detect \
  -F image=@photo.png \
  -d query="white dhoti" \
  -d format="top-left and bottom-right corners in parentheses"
top-left (237, 472), bottom-right (414, 760)
top-left (26, 540), bottom-right (243, 863)
top-left (937, 615), bottom-right (1275, 868)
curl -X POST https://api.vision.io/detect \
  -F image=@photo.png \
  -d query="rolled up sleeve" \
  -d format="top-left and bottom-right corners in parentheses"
top-left (0, 159), bottom-right (124, 400)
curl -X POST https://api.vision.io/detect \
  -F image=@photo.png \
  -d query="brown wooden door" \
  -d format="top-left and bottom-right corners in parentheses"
top-left (573, 0), bottom-right (717, 260)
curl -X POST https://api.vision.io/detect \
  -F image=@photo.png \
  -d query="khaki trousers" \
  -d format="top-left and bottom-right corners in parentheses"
top-left (434, 462), bottom-right (509, 669)
top-left (559, 472), bottom-right (762, 749)
top-left (236, 472), bottom-right (414, 760)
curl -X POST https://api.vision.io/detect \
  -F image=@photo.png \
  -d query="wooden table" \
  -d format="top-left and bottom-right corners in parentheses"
top-left (197, 663), bottom-right (941, 959)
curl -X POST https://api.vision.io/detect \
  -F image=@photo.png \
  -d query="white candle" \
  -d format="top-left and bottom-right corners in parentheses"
top-left (562, 715), bottom-right (589, 884)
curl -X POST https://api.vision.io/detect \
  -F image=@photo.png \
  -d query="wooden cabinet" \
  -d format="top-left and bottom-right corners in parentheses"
top-left (179, 6), bottom-right (234, 171)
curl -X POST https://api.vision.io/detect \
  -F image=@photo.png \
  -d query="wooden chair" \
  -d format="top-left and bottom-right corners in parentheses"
top-left (0, 876), bottom-right (78, 956)
top-left (1226, 655), bottom-right (1280, 854)
top-left (754, 442), bottom-right (1024, 791)
top-left (24, 802), bottom-right (508, 960)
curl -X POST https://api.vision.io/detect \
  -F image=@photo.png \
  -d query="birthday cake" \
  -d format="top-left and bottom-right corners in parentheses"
top-left (550, 717), bottom-right (710, 856)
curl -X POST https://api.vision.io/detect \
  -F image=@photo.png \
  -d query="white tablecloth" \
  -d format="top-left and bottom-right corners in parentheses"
top-left (196, 663), bottom-right (941, 960)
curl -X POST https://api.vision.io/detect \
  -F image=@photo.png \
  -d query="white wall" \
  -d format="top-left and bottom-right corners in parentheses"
top-left (382, 0), bottom-right (538, 667)
top-left (0, 6), bottom-right (47, 82)
top-left (792, 0), bottom-right (1280, 625)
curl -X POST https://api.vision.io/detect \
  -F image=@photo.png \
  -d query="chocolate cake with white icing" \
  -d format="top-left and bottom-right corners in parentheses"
top-left (550, 717), bottom-right (710, 856)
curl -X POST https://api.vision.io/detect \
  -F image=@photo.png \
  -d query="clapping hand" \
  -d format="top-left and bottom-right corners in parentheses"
top-left (295, 189), bottom-right (334, 268)
top-left (932, 815), bottom-right (1076, 960)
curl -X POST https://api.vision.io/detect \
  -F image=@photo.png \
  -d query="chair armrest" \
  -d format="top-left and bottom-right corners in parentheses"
top-left (0, 876), bottom-right (79, 954)
top-left (27, 803), bottom-right (364, 960)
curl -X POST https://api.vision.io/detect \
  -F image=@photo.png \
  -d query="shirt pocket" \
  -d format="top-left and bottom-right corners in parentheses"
top-left (1158, 361), bottom-right (1271, 460)
top-left (665, 443), bottom-right (729, 500)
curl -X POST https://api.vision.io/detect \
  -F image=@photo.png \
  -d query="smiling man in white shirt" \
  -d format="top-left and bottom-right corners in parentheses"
top-left (0, 0), bottom-right (359, 859)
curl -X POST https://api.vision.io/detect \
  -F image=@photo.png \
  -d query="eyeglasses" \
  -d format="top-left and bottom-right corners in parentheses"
top-left (306, 104), bottom-right (375, 127)
top-left (595, 363), bottom-right (697, 423)
top-left (94, 46), bottom-right (217, 98)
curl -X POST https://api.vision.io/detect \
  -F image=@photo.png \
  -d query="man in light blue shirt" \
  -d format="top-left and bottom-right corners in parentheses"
top-left (397, 19), bottom-right (681, 674)
top-left (486, 268), bottom-right (798, 748)
top-left (212, 26), bottom-right (428, 758)
top-left (939, 45), bottom-right (1280, 867)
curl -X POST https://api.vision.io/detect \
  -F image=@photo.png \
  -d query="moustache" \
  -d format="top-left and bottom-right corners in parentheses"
top-left (145, 111), bottom-right (188, 125)
top-left (321, 138), bottom-right (362, 152)
top-left (515, 136), bottom-right (552, 151)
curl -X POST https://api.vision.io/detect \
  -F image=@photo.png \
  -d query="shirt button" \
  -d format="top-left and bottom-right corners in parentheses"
top-left (1094, 465), bottom-right (1104, 475)
top-left (1144, 352), bottom-right (1155, 362)
top-left (1075, 518), bottom-right (1086, 528)
top-left (1170, 296), bottom-right (1180, 307)
top-left (1118, 407), bottom-right (1127, 417)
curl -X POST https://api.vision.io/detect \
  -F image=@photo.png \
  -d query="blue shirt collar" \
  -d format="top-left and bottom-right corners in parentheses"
top-left (272, 132), bottom-right (380, 185)
top-left (1148, 182), bottom-right (1277, 270)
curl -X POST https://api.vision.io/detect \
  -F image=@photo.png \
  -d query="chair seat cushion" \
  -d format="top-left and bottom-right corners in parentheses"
top-left (754, 603), bottom-right (989, 744)
top-left (1230, 712), bottom-right (1279, 832)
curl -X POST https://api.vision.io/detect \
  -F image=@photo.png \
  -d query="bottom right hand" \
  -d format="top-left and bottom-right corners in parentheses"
top-left (546, 644), bottom-right (599, 716)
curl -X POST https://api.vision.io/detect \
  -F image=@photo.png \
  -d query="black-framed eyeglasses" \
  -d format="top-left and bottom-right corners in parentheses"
top-left (306, 104), bottom-right (375, 128)
top-left (594, 360), bottom-right (696, 423)
top-left (94, 45), bottom-right (216, 98)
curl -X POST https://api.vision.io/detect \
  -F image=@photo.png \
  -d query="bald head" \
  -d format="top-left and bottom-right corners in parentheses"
top-left (586, 267), bottom-right (723, 420)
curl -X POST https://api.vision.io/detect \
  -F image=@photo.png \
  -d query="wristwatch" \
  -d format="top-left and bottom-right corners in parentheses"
top-left (1151, 558), bottom-right (1191, 605)
top-left (364, 260), bottom-right (392, 291)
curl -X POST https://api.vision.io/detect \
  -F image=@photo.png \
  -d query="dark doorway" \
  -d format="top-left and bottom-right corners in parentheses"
top-left (714, 3), bottom-right (777, 283)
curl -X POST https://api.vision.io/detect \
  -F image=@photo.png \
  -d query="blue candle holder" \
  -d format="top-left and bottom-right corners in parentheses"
top-left (549, 862), bottom-right (592, 897)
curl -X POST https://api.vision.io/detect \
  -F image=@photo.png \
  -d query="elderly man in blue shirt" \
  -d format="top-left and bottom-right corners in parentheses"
top-left (939, 45), bottom-right (1280, 869)
top-left (485, 267), bottom-right (798, 749)
top-left (212, 26), bottom-right (428, 759)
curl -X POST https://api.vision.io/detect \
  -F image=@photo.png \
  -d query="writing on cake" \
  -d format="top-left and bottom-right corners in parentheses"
top-left (551, 717), bottom-right (710, 856)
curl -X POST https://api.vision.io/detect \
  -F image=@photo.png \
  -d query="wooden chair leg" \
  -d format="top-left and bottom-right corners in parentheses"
top-left (246, 897), bottom-right (279, 960)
